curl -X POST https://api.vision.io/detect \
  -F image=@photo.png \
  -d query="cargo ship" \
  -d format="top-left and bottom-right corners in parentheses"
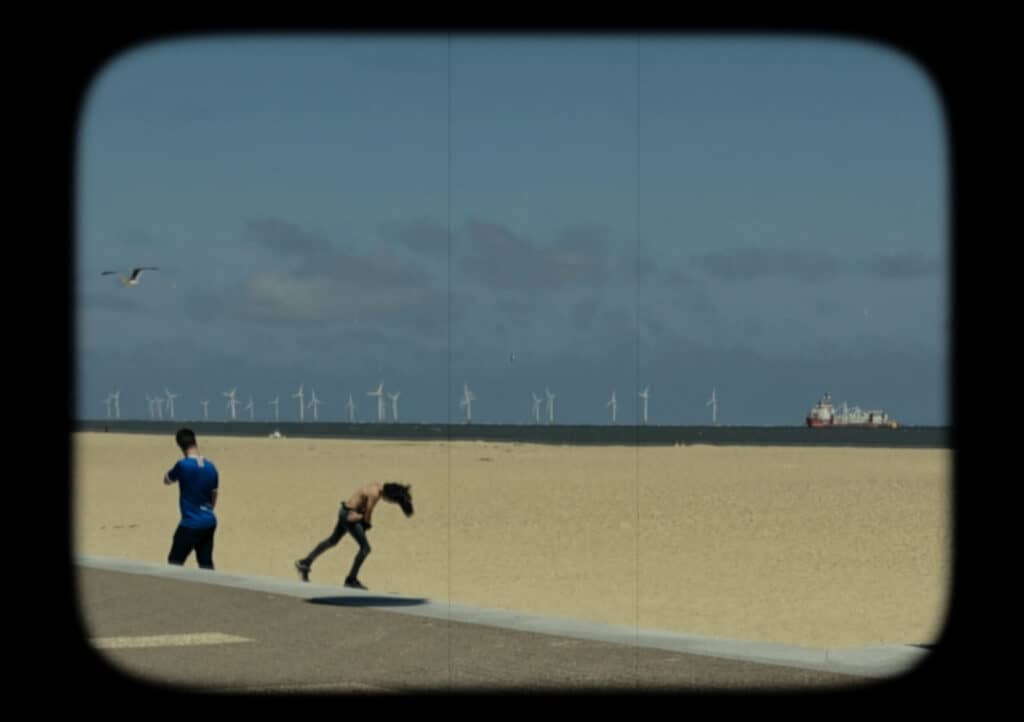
top-left (806, 393), bottom-right (898, 428)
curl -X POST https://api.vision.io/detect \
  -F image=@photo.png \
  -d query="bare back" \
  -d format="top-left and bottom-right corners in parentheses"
top-left (344, 483), bottom-right (381, 522)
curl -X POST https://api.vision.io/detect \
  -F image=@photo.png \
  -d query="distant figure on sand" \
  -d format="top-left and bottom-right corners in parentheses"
top-left (163, 428), bottom-right (219, 569)
top-left (295, 482), bottom-right (413, 589)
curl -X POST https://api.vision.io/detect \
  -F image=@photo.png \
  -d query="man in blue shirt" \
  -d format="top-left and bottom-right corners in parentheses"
top-left (164, 428), bottom-right (219, 569)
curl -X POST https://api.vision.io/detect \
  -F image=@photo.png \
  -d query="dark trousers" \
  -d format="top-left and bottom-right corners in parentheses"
top-left (168, 524), bottom-right (216, 569)
top-left (301, 507), bottom-right (371, 581)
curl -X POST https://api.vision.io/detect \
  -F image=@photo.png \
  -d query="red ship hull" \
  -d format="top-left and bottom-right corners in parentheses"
top-left (806, 417), bottom-right (897, 428)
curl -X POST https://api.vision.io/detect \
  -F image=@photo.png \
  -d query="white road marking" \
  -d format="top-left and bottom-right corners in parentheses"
top-left (231, 681), bottom-right (391, 693)
top-left (92, 632), bottom-right (252, 649)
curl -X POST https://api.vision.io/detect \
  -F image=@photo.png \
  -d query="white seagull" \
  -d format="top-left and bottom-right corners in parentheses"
top-left (101, 267), bottom-right (159, 287)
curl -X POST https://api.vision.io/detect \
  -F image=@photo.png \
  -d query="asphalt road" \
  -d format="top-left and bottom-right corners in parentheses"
top-left (76, 567), bottom-right (869, 694)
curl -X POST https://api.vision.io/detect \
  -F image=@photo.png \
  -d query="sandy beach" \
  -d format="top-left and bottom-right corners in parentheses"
top-left (72, 432), bottom-right (951, 649)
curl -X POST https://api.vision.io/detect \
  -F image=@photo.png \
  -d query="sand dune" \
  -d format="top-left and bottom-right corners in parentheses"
top-left (72, 432), bottom-right (951, 648)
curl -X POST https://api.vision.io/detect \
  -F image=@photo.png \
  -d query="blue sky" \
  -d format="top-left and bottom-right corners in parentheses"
top-left (76, 34), bottom-right (948, 425)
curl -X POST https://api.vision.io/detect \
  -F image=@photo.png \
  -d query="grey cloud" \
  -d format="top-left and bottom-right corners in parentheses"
top-left (690, 247), bottom-right (944, 284)
top-left (658, 267), bottom-right (716, 315)
top-left (691, 248), bottom-right (841, 282)
top-left (458, 220), bottom-right (541, 290)
top-left (548, 234), bottom-right (610, 287)
top-left (635, 255), bottom-right (705, 290)
top-left (571, 297), bottom-right (600, 330)
top-left (379, 218), bottom-right (449, 256)
top-left (236, 273), bottom-right (340, 324)
top-left (458, 219), bottom-right (611, 290)
top-left (244, 218), bottom-right (333, 258)
top-left (296, 248), bottom-right (432, 288)
top-left (183, 281), bottom-right (328, 329)
top-left (227, 218), bottom-right (447, 333)
top-left (185, 265), bottom-right (450, 342)
top-left (864, 253), bottom-right (943, 280)
top-left (555, 224), bottom-right (612, 254)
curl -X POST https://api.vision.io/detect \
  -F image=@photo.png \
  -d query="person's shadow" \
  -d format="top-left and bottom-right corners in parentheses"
top-left (306, 596), bottom-right (428, 608)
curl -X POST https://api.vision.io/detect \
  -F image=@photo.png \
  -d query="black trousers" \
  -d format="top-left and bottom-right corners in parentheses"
top-left (301, 506), bottom-right (371, 581)
top-left (168, 524), bottom-right (216, 569)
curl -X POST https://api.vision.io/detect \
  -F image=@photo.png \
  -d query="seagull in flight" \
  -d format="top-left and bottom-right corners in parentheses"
top-left (101, 267), bottom-right (158, 287)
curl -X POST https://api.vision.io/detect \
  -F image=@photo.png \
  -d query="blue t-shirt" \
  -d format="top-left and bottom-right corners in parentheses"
top-left (167, 455), bottom-right (218, 529)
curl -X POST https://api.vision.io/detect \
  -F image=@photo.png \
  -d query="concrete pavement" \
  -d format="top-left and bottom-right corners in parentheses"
top-left (75, 555), bottom-right (929, 692)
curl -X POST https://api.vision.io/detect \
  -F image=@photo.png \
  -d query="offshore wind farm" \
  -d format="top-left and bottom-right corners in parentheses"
top-left (85, 378), bottom-right (947, 447)
top-left (87, 373), bottom-right (946, 447)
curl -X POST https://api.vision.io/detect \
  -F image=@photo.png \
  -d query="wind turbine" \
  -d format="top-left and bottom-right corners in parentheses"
top-left (707, 387), bottom-right (717, 425)
top-left (388, 391), bottom-right (400, 422)
top-left (153, 394), bottom-right (164, 420)
top-left (307, 388), bottom-right (323, 422)
top-left (200, 400), bottom-right (209, 421)
top-left (545, 388), bottom-right (556, 425)
top-left (269, 395), bottom-right (280, 422)
top-left (223, 387), bottom-right (239, 420)
top-left (345, 393), bottom-right (356, 422)
top-left (638, 385), bottom-right (650, 426)
top-left (164, 388), bottom-right (179, 420)
top-left (367, 382), bottom-right (384, 422)
top-left (102, 395), bottom-right (112, 419)
top-left (111, 389), bottom-right (120, 419)
top-left (607, 390), bottom-right (617, 424)
top-left (244, 394), bottom-right (255, 421)
top-left (531, 393), bottom-right (542, 424)
top-left (460, 382), bottom-right (476, 424)
top-left (292, 384), bottom-right (305, 422)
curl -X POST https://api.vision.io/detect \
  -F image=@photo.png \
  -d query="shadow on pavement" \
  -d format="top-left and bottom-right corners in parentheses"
top-left (306, 596), bottom-right (428, 607)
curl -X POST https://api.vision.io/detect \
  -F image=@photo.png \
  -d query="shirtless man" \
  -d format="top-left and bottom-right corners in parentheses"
top-left (295, 482), bottom-right (413, 589)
